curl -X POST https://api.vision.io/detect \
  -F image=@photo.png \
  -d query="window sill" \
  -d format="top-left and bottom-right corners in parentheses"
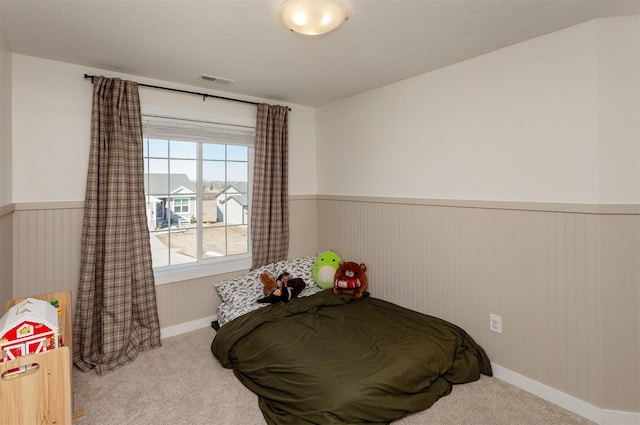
top-left (153, 256), bottom-right (252, 285)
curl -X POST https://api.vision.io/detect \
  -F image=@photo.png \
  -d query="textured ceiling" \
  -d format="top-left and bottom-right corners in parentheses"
top-left (0, 0), bottom-right (638, 106)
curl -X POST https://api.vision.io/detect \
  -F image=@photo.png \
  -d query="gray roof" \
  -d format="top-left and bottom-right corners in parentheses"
top-left (223, 182), bottom-right (248, 194)
top-left (217, 183), bottom-right (248, 207)
top-left (145, 174), bottom-right (196, 196)
top-left (219, 194), bottom-right (248, 208)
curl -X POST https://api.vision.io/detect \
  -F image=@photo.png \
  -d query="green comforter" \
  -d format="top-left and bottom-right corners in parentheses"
top-left (211, 290), bottom-right (492, 425)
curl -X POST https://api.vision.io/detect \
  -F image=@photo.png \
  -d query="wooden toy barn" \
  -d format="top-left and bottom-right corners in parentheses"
top-left (0, 298), bottom-right (59, 363)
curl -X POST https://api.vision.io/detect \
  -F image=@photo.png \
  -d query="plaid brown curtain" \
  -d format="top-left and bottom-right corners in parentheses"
top-left (74, 76), bottom-right (161, 375)
top-left (251, 104), bottom-right (289, 269)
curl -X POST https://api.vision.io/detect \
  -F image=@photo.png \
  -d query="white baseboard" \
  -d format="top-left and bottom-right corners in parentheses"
top-left (492, 363), bottom-right (640, 425)
top-left (160, 315), bottom-right (217, 339)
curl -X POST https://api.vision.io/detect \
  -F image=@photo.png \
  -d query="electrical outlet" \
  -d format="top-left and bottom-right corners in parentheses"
top-left (490, 314), bottom-right (502, 334)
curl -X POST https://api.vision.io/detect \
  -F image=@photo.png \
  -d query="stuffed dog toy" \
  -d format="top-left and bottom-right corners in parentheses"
top-left (257, 272), bottom-right (306, 304)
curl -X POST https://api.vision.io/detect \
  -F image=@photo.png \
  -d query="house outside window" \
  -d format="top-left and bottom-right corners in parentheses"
top-left (142, 115), bottom-right (255, 284)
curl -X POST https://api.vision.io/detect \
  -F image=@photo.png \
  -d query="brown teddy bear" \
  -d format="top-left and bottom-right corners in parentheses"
top-left (258, 271), bottom-right (306, 304)
top-left (260, 272), bottom-right (280, 295)
top-left (333, 261), bottom-right (368, 298)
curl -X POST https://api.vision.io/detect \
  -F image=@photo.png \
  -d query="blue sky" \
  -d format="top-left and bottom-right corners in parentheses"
top-left (144, 138), bottom-right (248, 183)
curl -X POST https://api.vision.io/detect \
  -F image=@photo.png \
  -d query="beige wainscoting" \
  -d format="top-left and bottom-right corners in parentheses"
top-left (11, 203), bottom-right (84, 305)
top-left (8, 203), bottom-right (240, 331)
top-left (288, 195), bottom-right (319, 258)
top-left (6, 197), bottom-right (639, 414)
top-left (317, 195), bottom-right (639, 414)
top-left (0, 204), bottom-right (13, 308)
top-left (7, 197), bottom-right (319, 331)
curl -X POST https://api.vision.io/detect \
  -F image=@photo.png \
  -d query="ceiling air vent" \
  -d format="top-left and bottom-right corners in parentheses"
top-left (200, 74), bottom-right (234, 84)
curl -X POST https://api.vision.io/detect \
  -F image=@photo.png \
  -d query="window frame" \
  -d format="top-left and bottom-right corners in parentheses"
top-left (173, 197), bottom-right (190, 214)
top-left (142, 114), bottom-right (255, 285)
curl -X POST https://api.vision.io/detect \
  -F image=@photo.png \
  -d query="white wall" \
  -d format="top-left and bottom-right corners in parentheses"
top-left (317, 16), bottom-right (640, 205)
top-left (11, 55), bottom-right (317, 203)
top-left (0, 24), bottom-right (11, 206)
top-left (12, 16), bottom-right (636, 205)
top-left (0, 20), bottom-right (12, 307)
top-left (596, 16), bottom-right (640, 203)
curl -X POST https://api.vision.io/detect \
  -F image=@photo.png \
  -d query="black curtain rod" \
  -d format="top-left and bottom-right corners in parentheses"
top-left (83, 74), bottom-right (290, 110)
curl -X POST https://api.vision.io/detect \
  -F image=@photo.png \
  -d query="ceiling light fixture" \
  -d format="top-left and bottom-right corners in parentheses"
top-left (279, 0), bottom-right (349, 36)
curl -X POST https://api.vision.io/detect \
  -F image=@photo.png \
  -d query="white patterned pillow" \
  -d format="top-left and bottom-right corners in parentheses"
top-left (214, 256), bottom-right (323, 327)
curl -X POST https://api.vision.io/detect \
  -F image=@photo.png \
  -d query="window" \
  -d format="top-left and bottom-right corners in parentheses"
top-left (173, 198), bottom-right (189, 214)
top-left (142, 116), bottom-right (255, 284)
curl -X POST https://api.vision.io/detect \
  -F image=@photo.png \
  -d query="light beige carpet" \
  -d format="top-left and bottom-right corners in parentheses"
top-left (73, 326), bottom-right (595, 425)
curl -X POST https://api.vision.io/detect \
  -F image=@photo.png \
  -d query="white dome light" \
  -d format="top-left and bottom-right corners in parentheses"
top-left (279, 0), bottom-right (349, 36)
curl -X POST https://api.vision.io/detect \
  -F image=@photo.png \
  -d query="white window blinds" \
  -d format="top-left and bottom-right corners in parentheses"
top-left (142, 115), bottom-right (255, 146)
